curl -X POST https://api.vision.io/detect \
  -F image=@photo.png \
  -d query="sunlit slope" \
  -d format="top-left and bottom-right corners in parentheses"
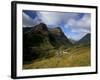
top-left (23, 44), bottom-right (90, 69)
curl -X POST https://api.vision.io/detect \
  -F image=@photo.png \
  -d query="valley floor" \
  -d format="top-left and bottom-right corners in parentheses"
top-left (23, 45), bottom-right (91, 69)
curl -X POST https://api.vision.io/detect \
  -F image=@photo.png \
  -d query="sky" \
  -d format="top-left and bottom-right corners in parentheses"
top-left (22, 10), bottom-right (91, 41)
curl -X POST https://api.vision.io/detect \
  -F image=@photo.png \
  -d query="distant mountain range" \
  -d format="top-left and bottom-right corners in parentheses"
top-left (76, 33), bottom-right (91, 44)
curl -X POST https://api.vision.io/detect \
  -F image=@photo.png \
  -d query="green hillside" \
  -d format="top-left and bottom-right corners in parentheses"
top-left (23, 44), bottom-right (90, 69)
top-left (23, 23), bottom-right (72, 64)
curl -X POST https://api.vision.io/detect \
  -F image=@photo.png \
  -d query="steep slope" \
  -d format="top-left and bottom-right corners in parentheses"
top-left (23, 23), bottom-right (72, 63)
top-left (48, 27), bottom-right (72, 48)
top-left (23, 23), bottom-right (54, 63)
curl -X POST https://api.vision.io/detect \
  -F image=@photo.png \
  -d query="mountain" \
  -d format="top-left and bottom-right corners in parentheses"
top-left (77, 33), bottom-right (91, 44)
top-left (23, 23), bottom-right (72, 48)
top-left (23, 23), bottom-right (72, 63)
top-left (48, 27), bottom-right (72, 48)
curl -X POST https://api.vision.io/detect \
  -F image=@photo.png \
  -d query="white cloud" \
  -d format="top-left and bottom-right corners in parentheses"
top-left (22, 12), bottom-right (40, 27)
top-left (67, 14), bottom-right (91, 33)
top-left (36, 12), bottom-right (79, 27)
top-left (23, 11), bottom-right (90, 32)
top-left (22, 12), bottom-right (34, 27)
top-left (64, 14), bottom-right (91, 40)
top-left (36, 12), bottom-right (91, 33)
top-left (37, 12), bottom-right (63, 26)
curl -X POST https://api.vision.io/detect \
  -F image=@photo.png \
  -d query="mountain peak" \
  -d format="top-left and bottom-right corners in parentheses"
top-left (77, 33), bottom-right (91, 44)
top-left (32, 23), bottom-right (48, 33)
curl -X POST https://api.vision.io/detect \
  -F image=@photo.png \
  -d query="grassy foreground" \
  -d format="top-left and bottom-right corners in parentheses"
top-left (23, 45), bottom-right (90, 69)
